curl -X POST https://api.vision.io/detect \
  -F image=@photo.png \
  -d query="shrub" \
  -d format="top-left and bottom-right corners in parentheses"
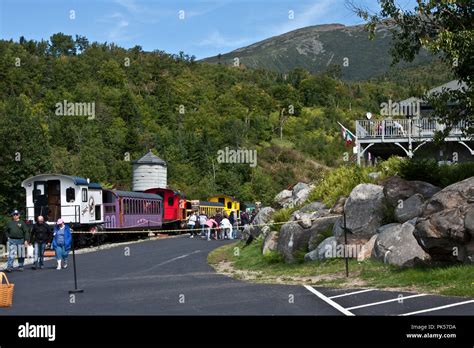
top-left (438, 162), bottom-right (474, 187)
top-left (308, 165), bottom-right (375, 206)
top-left (272, 206), bottom-right (298, 227)
top-left (379, 156), bottom-right (405, 177)
top-left (399, 158), bottom-right (440, 185)
top-left (398, 158), bottom-right (474, 187)
top-left (263, 251), bottom-right (284, 264)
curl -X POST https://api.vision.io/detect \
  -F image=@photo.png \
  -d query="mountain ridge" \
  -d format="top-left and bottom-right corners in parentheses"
top-left (202, 21), bottom-right (434, 81)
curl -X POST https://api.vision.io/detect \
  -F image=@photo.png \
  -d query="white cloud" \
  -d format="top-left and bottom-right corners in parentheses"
top-left (197, 30), bottom-right (251, 48)
top-left (99, 12), bottom-right (135, 42)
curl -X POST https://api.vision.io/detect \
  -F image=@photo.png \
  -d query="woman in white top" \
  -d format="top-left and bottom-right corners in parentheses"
top-left (219, 214), bottom-right (233, 240)
top-left (188, 212), bottom-right (198, 238)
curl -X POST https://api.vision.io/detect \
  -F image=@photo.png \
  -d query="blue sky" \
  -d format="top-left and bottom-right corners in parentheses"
top-left (0, 0), bottom-right (418, 59)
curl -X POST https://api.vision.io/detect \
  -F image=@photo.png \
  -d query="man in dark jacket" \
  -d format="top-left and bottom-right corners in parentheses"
top-left (4, 209), bottom-right (30, 272)
top-left (31, 215), bottom-right (52, 270)
top-left (250, 210), bottom-right (257, 223)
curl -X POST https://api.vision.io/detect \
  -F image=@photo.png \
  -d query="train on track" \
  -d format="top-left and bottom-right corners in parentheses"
top-left (20, 151), bottom-right (255, 246)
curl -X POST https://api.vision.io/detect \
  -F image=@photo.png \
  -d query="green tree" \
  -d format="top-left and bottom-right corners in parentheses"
top-left (351, 0), bottom-right (473, 136)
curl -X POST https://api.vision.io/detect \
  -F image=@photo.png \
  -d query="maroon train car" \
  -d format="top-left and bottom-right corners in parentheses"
top-left (144, 188), bottom-right (186, 228)
top-left (103, 189), bottom-right (163, 230)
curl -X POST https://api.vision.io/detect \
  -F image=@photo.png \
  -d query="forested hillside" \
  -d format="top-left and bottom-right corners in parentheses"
top-left (0, 33), bottom-right (452, 214)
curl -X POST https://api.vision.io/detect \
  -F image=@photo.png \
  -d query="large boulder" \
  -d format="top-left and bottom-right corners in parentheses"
top-left (422, 177), bottom-right (474, 216)
top-left (343, 183), bottom-right (386, 242)
top-left (291, 209), bottom-right (331, 229)
top-left (395, 193), bottom-right (424, 223)
top-left (413, 177), bottom-right (474, 263)
top-left (332, 217), bottom-right (344, 240)
top-left (465, 205), bottom-right (474, 236)
top-left (372, 222), bottom-right (430, 267)
top-left (277, 222), bottom-right (311, 263)
top-left (304, 237), bottom-right (337, 262)
top-left (307, 215), bottom-right (340, 251)
top-left (274, 190), bottom-right (293, 208)
top-left (262, 231), bottom-right (279, 255)
top-left (381, 176), bottom-right (440, 208)
top-left (299, 201), bottom-right (327, 214)
top-left (292, 182), bottom-right (312, 206)
top-left (357, 235), bottom-right (378, 261)
top-left (415, 204), bottom-right (473, 262)
top-left (251, 207), bottom-right (275, 236)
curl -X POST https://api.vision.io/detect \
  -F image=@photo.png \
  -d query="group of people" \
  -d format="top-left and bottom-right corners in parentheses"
top-left (2, 210), bottom-right (72, 272)
top-left (186, 209), bottom-right (256, 241)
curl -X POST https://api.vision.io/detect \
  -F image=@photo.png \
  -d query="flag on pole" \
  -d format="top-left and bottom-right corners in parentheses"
top-left (341, 127), bottom-right (353, 146)
top-left (338, 122), bottom-right (356, 147)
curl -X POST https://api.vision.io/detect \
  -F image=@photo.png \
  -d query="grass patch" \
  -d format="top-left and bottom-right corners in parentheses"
top-left (208, 241), bottom-right (474, 297)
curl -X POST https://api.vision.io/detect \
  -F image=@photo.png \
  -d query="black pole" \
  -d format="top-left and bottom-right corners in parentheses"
top-left (69, 230), bottom-right (84, 294)
top-left (343, 212), bottom-right (349, 277)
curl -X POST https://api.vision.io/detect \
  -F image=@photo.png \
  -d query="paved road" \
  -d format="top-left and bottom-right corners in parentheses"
top-left (1, 236), bottom-right (473, 315)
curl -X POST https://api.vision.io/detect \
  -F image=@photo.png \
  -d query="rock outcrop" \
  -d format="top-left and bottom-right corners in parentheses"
top-left (276, 222), bottom-right (310, 263)
top-left (304, 237), bottom-right (337, 262)
top-left (414, 177), bottom-right (474, 263)
top-left (394, 193), bottom-right (424, 223)
top-left (251, 207), bottom-right (275, 237)
top-left (274, 182), bottom-right (314, 208)
top-left (262, 231), bottom-right (279, 255)
top-left (372, 222), bottom-right (431, 267)
top-left (380, 176), bottom-right (440, 208)
top-left (342, 183), bottom-right (385, 242)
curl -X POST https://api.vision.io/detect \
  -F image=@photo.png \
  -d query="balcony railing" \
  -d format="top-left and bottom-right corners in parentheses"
top-left (355, 118), bottom-right (469, 140)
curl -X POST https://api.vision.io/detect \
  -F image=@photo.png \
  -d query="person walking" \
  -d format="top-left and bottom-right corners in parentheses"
top-left (187, 211), bottom-right (198, 238)
top-left (199, 211), bottom-right (208, 238)
top-left (229, 211), bottom-right (238, 239)
top-left (52, 218), bottom-right (72, 270)
top-left (31, 215), bottom-right (52, 270)
top-left (3, 209), bottom-right (30, 272)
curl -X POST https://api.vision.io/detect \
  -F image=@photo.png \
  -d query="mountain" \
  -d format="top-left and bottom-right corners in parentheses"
top-left (202, 23), bottom-right (434, 81)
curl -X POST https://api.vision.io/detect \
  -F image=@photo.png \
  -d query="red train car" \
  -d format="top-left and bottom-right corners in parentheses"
top-left (144, 188), bottom-right (186, 229)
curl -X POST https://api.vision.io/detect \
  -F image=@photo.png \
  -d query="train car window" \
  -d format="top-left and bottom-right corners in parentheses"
top-left (82, 188), bottom-right (88, 202)
top-left (95, 205), bottom-right (101, 221)
top-left (105, 205), bottom-right (115, 214)
top-left (168, 196), bottom-right (174, 207)
top-left (66, 187), bottom-right (75, 202)
top-left (124, 199), bottom-right (129, 214)
top-left (218, 198), bottom-right (225, 204)
top-left (227, 202), bottom-right (232, 209)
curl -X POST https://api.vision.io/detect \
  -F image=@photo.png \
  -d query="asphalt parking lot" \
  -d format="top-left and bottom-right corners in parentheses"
top-left (1, 236), bottom-right (473, 316)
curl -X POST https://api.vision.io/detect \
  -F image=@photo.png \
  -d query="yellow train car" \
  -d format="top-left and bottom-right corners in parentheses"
top-left (208, 195), bottom-right (240, 218)
top-left (185, 200), bottom-right (224, 218)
